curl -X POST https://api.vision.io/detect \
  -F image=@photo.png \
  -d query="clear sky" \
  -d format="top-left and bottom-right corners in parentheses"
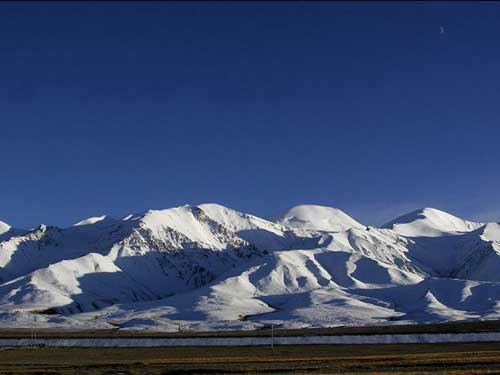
top-left (1, 2), bottom-right (499, 228)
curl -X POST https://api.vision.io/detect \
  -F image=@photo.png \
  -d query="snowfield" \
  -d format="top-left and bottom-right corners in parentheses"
top-left (0, 204), bottom-right (499, 331)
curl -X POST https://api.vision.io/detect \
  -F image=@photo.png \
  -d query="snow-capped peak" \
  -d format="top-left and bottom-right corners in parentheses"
top-left (0, 220), bottom-right (11, 235)
top-left (198, 203), bottom-right (282, 232)
top-left (1, 203), bottom-right (500, 331)
top-left (127, 205), bottom-right (252, 252)
top-left (273, 204), bottom-right (364, 232)
top-left (73, 215), bottom-right (112, 227)
top-left (383, 207), bottom-right (483, 237)
top-left (138, 205), bottom-right (208, 238)
top-left (481, 222), bottom-right (500, 242)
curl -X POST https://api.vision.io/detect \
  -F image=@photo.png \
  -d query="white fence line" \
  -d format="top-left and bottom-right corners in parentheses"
top-left (1, 332), bottom-right (500, 347)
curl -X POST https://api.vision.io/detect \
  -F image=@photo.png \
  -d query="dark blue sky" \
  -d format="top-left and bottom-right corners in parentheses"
top-left (1, 2), bottom-right (499, 228)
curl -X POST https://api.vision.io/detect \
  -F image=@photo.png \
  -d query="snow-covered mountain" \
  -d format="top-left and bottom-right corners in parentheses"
top-left (383, 208), bottom-right (483, 237)
top-left (274, 204), bottom-right (364, 232)
top-left (0, 204), bottom-right (499, 331)
top-left (0, 221), bottom-right (10, 236)
top-left (0, 220), bottom-right (25, 243)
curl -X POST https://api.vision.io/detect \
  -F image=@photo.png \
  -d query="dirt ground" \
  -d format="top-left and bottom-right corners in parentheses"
top-left (1, 342), bottom-right (500, 374)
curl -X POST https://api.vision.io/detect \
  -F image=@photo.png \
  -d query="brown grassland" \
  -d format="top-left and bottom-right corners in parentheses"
top-left (1, 342), bottom-right (500, 375)
top-left (0, 321), bottom-right (499, 374)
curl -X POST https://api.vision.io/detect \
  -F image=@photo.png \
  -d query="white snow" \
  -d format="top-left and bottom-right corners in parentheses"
top-left (274, 205), bottom-right (365, 232)
top-left (0, 220), bottom-right (10, 236)
top-left (198, 203), bottom-right (283, 235)
top-left (73, 215), bottom-right (111, 226)
top-left (482, 223), bottom-right (500, 242)
top-left (0, 203), bottom-right (499, 331)
top-left (384, 208), bottom-right (483, 237)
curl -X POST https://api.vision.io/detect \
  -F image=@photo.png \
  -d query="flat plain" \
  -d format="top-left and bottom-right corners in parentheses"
top-left (0, 321), bottom-right (499, 374)
top-left (1, 342), bottom-right (500, 374)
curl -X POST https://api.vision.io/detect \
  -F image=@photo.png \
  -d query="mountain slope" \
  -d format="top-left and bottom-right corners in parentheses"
top-left (198, 203), bottom-right (320, 251)
top-left (0, 203), bottom-right (498, 331)
top-left (0, 220), bottom-right (25, 243)
top-left (383, 208), bottom-right (483, 237)
top-left (0, 221), bottom-right (10, 236)
top-left (0, 205), bottom-right (266, 314)
top-left (274, 205), bottom-right (364, 232)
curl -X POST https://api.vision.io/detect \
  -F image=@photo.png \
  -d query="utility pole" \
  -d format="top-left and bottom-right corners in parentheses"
top-left (271, 324), bottom-right (274, 350)
top-left (31, 317), bottom-right (33, 348)
top-left (31, 316), bottom-right (37, 349)
top-left (34, 318), bottom-right (37, 348)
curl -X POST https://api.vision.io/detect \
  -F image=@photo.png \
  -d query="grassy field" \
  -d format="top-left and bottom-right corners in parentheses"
top-left (0, 319), bottom-right (499, 339)
top-left (1, 342), bottom-right (500, 374)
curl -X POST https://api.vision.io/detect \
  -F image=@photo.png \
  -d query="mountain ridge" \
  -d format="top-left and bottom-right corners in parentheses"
top-left (0, 203), bottom-right (498, 331)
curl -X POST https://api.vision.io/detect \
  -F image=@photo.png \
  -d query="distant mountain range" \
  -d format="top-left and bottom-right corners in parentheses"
top-left (0, 204), bottom-right (499, 331)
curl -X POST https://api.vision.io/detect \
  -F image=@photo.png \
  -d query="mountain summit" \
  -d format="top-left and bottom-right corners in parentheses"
top-left (0, 221), bottom-right (10, 236)
top-left (0, 204), bottom-right (498, 331)
top-left (274, 204), bottom-right (364, 232)
top-left (383, 207), bottom-right (483, 237)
